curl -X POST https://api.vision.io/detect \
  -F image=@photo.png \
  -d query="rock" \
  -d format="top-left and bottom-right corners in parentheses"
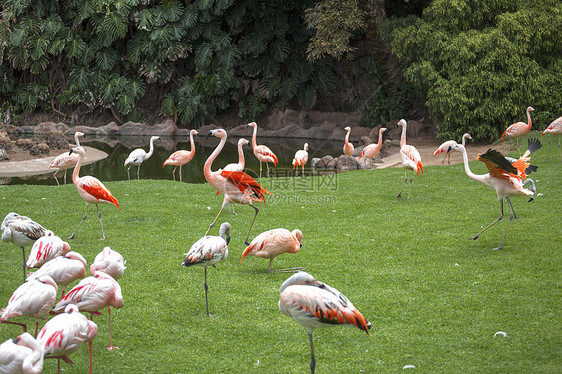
top-left (66, 126), bottom-right (97, 135)
top-left (149, 119), bottom-right (177, 136)
top-left (97, 122), bottom-right (120, 135)
top-left (357, 157), bottom-right (373, 169)
top-left (0, 136), bottom-right (12, 151)
top-left (326, 158), bottom-right (337, 169)
top-left (45, 131), bottom-right (68, 149)
top-left (0, 149), bottom-right (5, 160)
top-left (17, 126), bottom-right (34, 135)
top-left (119, 121), bottom-right (147, 136)
top-left (16, 138), bottom-right (34, 150)
top-left (35, 122), bottom-right (58, 134)
top-left (359, 136), bottom-right (372, 146)
top-left (336, 155), bottom-right (357, 171)
top-left (29, 142), bottom-right (49, 156)
top-left (311, 157), bottom-right (321, 168)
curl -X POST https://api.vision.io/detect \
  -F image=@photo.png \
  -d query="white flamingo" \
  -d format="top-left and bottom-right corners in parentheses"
top-left (124, 135), bottom-right (160, 180)
top-left (49, 132), bottom-right (85, 185)
top-left (28, 252), bottom-right (87, 299)
top-left (224, 138), bottom-right (249, 172)
top-left (89, 246), bottom-right (126, 280)
top-left (292, 143), bottom-right (309, 176)
top-left (279, 272), bottom-right (371, 374)
top-left (0, 332), bottom-right (44, 374)
top-left (26, 234), bottom-right (71, 269)
top-left (542, 116), bottom-right (562, 162)
top-left (396, 119), bottom-right (423, 199)
top-left (433, 133), bottom-right (472, 164)
top-left (449, 138), bottom-right (541, 250)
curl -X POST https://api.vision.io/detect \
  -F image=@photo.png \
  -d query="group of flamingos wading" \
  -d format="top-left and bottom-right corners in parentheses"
top-left (3, 109), bottom-right (561, 373)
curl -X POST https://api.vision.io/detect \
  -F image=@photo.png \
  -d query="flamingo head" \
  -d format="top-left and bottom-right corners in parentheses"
top-left (69, 146), bottom-right (85, 156)
top-left (344, 126), bottom-right (351, 132)
top-left (381, 127), bottom-right (388, 133)
top-left (397, 119), bottom-right (407, 127)
top-left (527, 106), bottom-right (535, 113)
top-left (207, 129), bottom-right (227, 139)
top-left (150, 136), bottom-right (160, 142)
top-left (247, 122), bottom-right (257, 128)
top-left (75, 131), bottom-right (84, 138)
top-left (190, 129), bottom-right (198, 136)
top-left (293, 229), bottom-right (303, 247)
top-left (239, 138), bottom-right (249, 146)
top-left (303, 143), bottom-right (309, 151)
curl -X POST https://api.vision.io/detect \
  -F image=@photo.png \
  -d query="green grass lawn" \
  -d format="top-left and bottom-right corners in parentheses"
top-left (1, 133), bottom-right (560, 373)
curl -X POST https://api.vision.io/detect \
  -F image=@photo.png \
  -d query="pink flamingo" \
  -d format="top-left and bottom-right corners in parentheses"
top-left (449, 138), bottom-right (541, 250)
top-left (224, 138), bottom-right (249, 172)
top-left (343, 126), bottom-right (354, 156)
top-left (26, 234), bottom-right (70, 269)
top-left (38, 304), bottom-right (98, 374)
top-left (49, 131), bottom-right (85, 185)
top-left (542, 116), bottom-right (562, 162)
top-left (248, 122), bottom-right (278, 177)
top-left (28, 252), bottom-right (87, 299)
top-left (90, 246), bottom-right (126, 280)
top-left (204, 129), bottom-right (272, 245)
top-left (68, 146), bottom-right (119, 240)
top-left (433, 132), bottom-right (472, 164)
top-left (0, 332), bottom-right (44, 374)
top-left (163, 129), bottom-right (198, 181)
top-left (502, 106), bottom-right (534, 149)
top-left (396, 119), bottom-right (423, 199)
top-left (52, 272), bottom-right (123, 350)
top-left (292, 143), bottom-right (309, 176)
top-left (182, 222), bottom-right (230, 316)
top-left (240, 228), bottom-right (304, 273)
top-left (2, 212), bottom-right (51, 282)
top-left (359, 127), bottom-right (387, 161)
top-left (279, 272), bottom-right (371, 374)
top-left (1, 275), bottom-right (58, 337)
top-left (124, 135), bottom-right (160, 180)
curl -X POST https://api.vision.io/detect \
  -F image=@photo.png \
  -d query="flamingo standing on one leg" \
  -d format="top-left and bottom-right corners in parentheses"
top-left (0, 332), bottom-right (44, 374)
top-left (343, 126), bottom-right (354, 156)
top-left (240, 228), bottom-right (304, 273)
top-left (28, 252), bottom-right (87, 299)
top-left (248, 122), bottom-right (278, 177)
top-left (38, 304), bottom-right (98, 374)
top-left (502, 106), bottom-right (534, 150)
top-left (292, 143), bottom-right (309, 176)
top-left (68, 146), bottom-right (119, 240)
top-left (2, 213), bottom-right (51, 282)
top-left (433, 133), bottom-right (472, 164)
top-left (163, 130), bottom-right (198, 182)
top-left (90, 246), bottom-right (126, 280)
top-left (52, 271), bottom-right (123, 350)
top-left (1, 275), bottom-right (58, 337)
top-left (204, 129), bottom-right (272, 245)
top-left (396, 119), bottom-right (423, 199)
top-left (542, 116), bottom-right (562, 162)
top-left (26, 234), bottom-right (71, 269)
top-left (449, 138), bottom-right (542, 250)
top-left (359, 127), bottom-right (387, 163)
top-left (278, 271), bottom-right (371, 374)
top-left (124, 135), bottom-right (160, 180)
top-left (49, 132), bottom-right (85, 185)
top-left (182, 222), bottom-right (230, 316)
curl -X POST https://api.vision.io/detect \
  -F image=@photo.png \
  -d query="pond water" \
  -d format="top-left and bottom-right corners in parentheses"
top-left (5, 134), bottom-right (346, 185)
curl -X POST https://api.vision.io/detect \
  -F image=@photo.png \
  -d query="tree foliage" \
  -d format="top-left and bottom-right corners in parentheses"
top-left (0, 0), bottom-right (339, 126)
top-left (387, 0), bottom-right (562, 140)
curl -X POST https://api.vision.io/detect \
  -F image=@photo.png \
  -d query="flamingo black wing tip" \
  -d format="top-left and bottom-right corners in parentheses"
top-left (527, 138), bottom-right (542, 154)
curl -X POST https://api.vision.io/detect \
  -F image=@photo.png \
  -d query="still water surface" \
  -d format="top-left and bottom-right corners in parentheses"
top-left (6, 135), bottom-right (345, 185)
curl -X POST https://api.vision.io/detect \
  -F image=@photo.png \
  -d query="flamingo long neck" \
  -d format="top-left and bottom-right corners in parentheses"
top-left (74, 133), bottom-right (81, 147)
top-left (526, 108), bottom-right (533, 130)
top-left (146, 138), bottom-right (156, 158)
top-left (204, 134), bottom-right (227, 178)
top-left (400, 123), bottom-right (408, 148)
top-left (459, 145), bottom-right (485, 184)
top-left (375, 128), bottom-right (385, 150)
top-left (345, 129), bottom-right (351, 144)
top-left (251, 125), bottom-right (258, 150)
top-left (237, 142), bottom-right (245, 168)
top-left (461, 134), bottom-right (469, 146)
top-left (72, 151), bottom-right (84, 185)
top-left (189, 132), bottom-right (196, 155)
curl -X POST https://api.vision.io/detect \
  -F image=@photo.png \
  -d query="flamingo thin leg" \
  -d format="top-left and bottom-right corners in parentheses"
top-left (397, 169), bottom-right (408, 198)
top-left (69, 204), bottom-right (89, 239)
top-left (89, 340), bottom-right (93, 374)
top-left (137, 165), bottom-right (141, 179)
top-left (172, 166), bottom-right (177, 181)
top-left (21, 246), bottom-right (26, 282)
top-left (107, 306), bottom-right (118, 350)
top-left (205, 207), bottom-right (225, 236)
top-left (244, 204), bottom-right (259, 246)
top-left (127, 165), bottom-right (132, 180)
top-left (204, 267), bottom-right (210, 316)
top-left (308, 330), bottom-right (316, 374)
top-left (63, 170), bottom-right (67, 185)
top-left (1, 319), bottom-right (27, 333)
top-left (179, 166), bottom-right (183, 182)
top-left (53, 171), bottom-right (60, 185)
top-left (470, 200), bottom-right (504, 240)
top-left (407, 177), bottom-right (412, 200)
top-left (96, 205), bottom-right (105, 240)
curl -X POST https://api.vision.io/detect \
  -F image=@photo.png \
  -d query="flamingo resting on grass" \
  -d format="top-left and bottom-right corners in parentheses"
top-left (1, 275), bottom-right (58, 337)
top-left (49, 132), bottom-right (85, 185)
top-left (124, 135), bottom-right (160, 180)
top-left (240, 228), bottom-right (304, 273)
top-left (38, 304), bottom-right (98, 374)
top-left (359, 127), bottom-right (387, 162)
top-left (163, 130), bottom-right (198, 182)
top-left (248, 122), bottom-right (278, 177)
top-left (279, 271), bottom-right (371, 374)
top-left (449, 138), bottom-right (541, 250)
top-left (292, 143), bottom-right (309, 176)
top-left (26, 234), bottom-right (71, 269)
top-left (0, 332), bottom-right (44, 374)
top-left (28, 252), bottom-right (87, 299)
top-left (433, 133), bottom-right (472, 164)
top-left (182, 222), bottom-right (230, 316)
top-left (68, 146), bottom-right (119, 240)
top-left (343, 126), bottom-right (354, 156)
top-left (502, 106), bottom-right (534, 150)
top-left (2, 212), bottom-right (51, 282)
top-left (542, 116), bottom-right (562, 162)
top-left (204, 129), bottom-right (272, 245)
top-left (396, 119), bottom-right (423, 199)
top-left (90, 246), bottom-right (126, 280)
top-left (53, 271), bottom-right (123, 350)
